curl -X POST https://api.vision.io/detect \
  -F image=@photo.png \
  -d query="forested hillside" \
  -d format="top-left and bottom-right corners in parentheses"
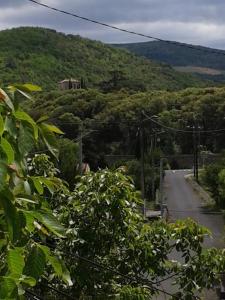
top-left (113, 41), bottom-right (225, 82)
top-left (0, 27), bottom-right (206, 91)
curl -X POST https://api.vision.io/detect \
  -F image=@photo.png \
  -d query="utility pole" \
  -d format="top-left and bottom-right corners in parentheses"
top-left (195, 123), bottom-right (199, 183)
top-left (140, 122), bottom-right (146, 217)
top-left (193, 124), bottom-right (196, 179)
top-left (151, 136), bottom-right (155, 201)
top-left (159, 158), bottom-right (163, 216)
top-left (78, 122), bottom-right (83, 175)
top-left (193, 120), bottom-right (199, 182)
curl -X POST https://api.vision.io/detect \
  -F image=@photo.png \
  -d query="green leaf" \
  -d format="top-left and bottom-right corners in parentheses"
top-left (0, 277), bottom-right (17, 298)
top-left (61, 261), bottom-right (73, 286)
top-left (14, 110), bottom-right (38, 140)
top-left (39, 123), bottom-right (59, 158)
top-left (39, 245), bottom-right (72, 286)
top-left (34, 211), bottom-right (65, 238)
top-left (23, 211), bottom-right (35, 233)
top-left (36, 115), bottom-right (49, 123)
top-left (12, 84), bottom-right (42, 93)
top-left (39, 245), bottom-right (62, 274)
top-left (20, 275), bottom-right (36, 287)
top-left (4, 116), bottom-right (17, 138)
top-left (0, 187), bottom-right (21, 243)
top-left (0, 161), bottom-right (7, 189)
top-left (16, 196), bottom-right (37, 204)
top-left (0, 114), bottom-right (4, 136)
top-left (43, 124), bottom-right (64, 135)
top-left (18, 123), bottom-right (34, 156)
top-left (24, 181), bottom-right (31, 195)
top-left (0, 88), bottom-right (14, 111)
top-left (31, 177), bottom-right (44, 195)
top-left (39, 177), bottom-right (56, 194)
top-left (23, 84), bottom-right (42, 92)
top-left (24, 245), bottom-right (46, 280)
top-left (1, 137), bottom-right (14, 163)
top-left (7, 247), bottom-right (25, 276)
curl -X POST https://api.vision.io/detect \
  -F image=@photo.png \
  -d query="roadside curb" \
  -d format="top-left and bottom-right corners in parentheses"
top-left (184, 174), bottom-right (214, 206)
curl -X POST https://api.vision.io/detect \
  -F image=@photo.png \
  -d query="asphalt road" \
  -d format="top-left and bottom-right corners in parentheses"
top-left (164, 170), bottom-right (224, 248)
top-left (154, 170), bottom-right (225, 300)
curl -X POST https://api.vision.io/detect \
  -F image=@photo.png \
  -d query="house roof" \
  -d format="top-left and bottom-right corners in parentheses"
top-left (59, 78), bottom-right (80, 84)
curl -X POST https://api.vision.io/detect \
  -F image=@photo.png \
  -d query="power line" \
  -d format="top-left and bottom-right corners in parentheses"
top-left (50, 118), bottom-right (146, 125)
top-left (40, 283), bottom-right (75, 300)
top-left (143, 111), bottom-right (225, 134)
top-left (65, 253), bottom-right (178, 299)
top-left (42, 241), bottom-right (179, 299)
top-left (49, 116), bottom-right (225, 134)
top-left (25, 290), bottom-right (43, 300)
top-left (27, 0), bottom-right (225, 57)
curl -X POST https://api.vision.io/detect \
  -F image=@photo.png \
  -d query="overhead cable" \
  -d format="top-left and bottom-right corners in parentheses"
top-left (142, 111), bottom-right (225, 133)
top-left (27, 0), bottom-right (225, 57)
top-left (42, 241), bottom-right (179, 299)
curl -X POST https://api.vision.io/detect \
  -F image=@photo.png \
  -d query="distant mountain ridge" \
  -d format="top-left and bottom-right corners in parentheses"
top-left (0, 27), bottom-right (207, 91)
top-left (113, 41), bottom-right (225, 82)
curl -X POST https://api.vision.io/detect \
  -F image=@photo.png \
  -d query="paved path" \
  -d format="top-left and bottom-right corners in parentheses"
top-left (164, 170), bottom-right (224, 248)
top-left (154, 170), bottom-right (225, 300)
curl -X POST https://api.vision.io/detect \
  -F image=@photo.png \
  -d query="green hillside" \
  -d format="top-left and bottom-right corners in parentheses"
top-left (113, 41), bottom-right (225, 82)
top-left (0, 27), bottom-right (206, 91)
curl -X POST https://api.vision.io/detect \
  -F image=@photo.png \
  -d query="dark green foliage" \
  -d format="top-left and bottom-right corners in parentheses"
top-left (31, 86), bottom-right (225, 172)
top-left (58, 138), bottom-right (79, 186)
top-left (0, 27), bottom-right (207, 91)
top-left (201, 156), bottom-right (225, 208)
top-left (202, 164), bottom-right (223, 203)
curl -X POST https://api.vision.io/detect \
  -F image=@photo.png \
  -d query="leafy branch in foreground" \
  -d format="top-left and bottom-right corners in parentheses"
top-left (49, 169), bottom-right (225, 300)
top-left (0, 84), bottom-right (71, 299)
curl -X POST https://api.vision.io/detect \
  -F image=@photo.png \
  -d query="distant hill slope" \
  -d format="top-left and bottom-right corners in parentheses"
top-left (113, 41), bottom-right (225, 82)
top-left (0, 27), bottom-right (207, 91)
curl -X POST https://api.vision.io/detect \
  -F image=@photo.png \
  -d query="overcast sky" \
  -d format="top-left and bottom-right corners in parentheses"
top-left (1, 0), bottom-right (225, 49)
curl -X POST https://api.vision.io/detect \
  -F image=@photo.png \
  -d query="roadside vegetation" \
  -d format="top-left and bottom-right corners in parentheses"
top-left (200, 155), bottom-right (225, 209)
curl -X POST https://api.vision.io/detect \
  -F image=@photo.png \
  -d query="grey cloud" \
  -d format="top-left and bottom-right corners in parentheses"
top-left (50, 0), bottom-right (225, 25)
top-left (0, 0), bottom-right (25, 8)
top-left (1, 0), bottom-right (225, 49)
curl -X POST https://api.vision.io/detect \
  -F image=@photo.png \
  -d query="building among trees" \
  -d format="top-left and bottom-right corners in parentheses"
top-left (59, 78), bottom-right (81, 90)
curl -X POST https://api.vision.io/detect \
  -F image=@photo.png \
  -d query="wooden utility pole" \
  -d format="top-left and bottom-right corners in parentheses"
top-left (193, 125), bottom-right (196, 179)
top-left (78, 122), bottom-right (83, 175)
top-left (140, 123), bottom-right (146, 217)
top-left (151, 134), bottom-right (155, 201)
top-left (159, 158), bottom-right (164, 216)
top-left (195, 123), bottom-right (199, 183)
top-left (193, 121), bottom-right (199, 182)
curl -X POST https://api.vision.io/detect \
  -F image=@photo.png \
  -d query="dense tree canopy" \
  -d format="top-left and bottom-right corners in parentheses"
top-left (31, 86), bottom-right (225, 166)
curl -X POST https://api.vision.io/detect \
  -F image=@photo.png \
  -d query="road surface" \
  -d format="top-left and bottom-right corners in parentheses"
top-left (164, 170), bottom-right (224, 248)
top-left (154, 170), bottom-right (225, 300)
